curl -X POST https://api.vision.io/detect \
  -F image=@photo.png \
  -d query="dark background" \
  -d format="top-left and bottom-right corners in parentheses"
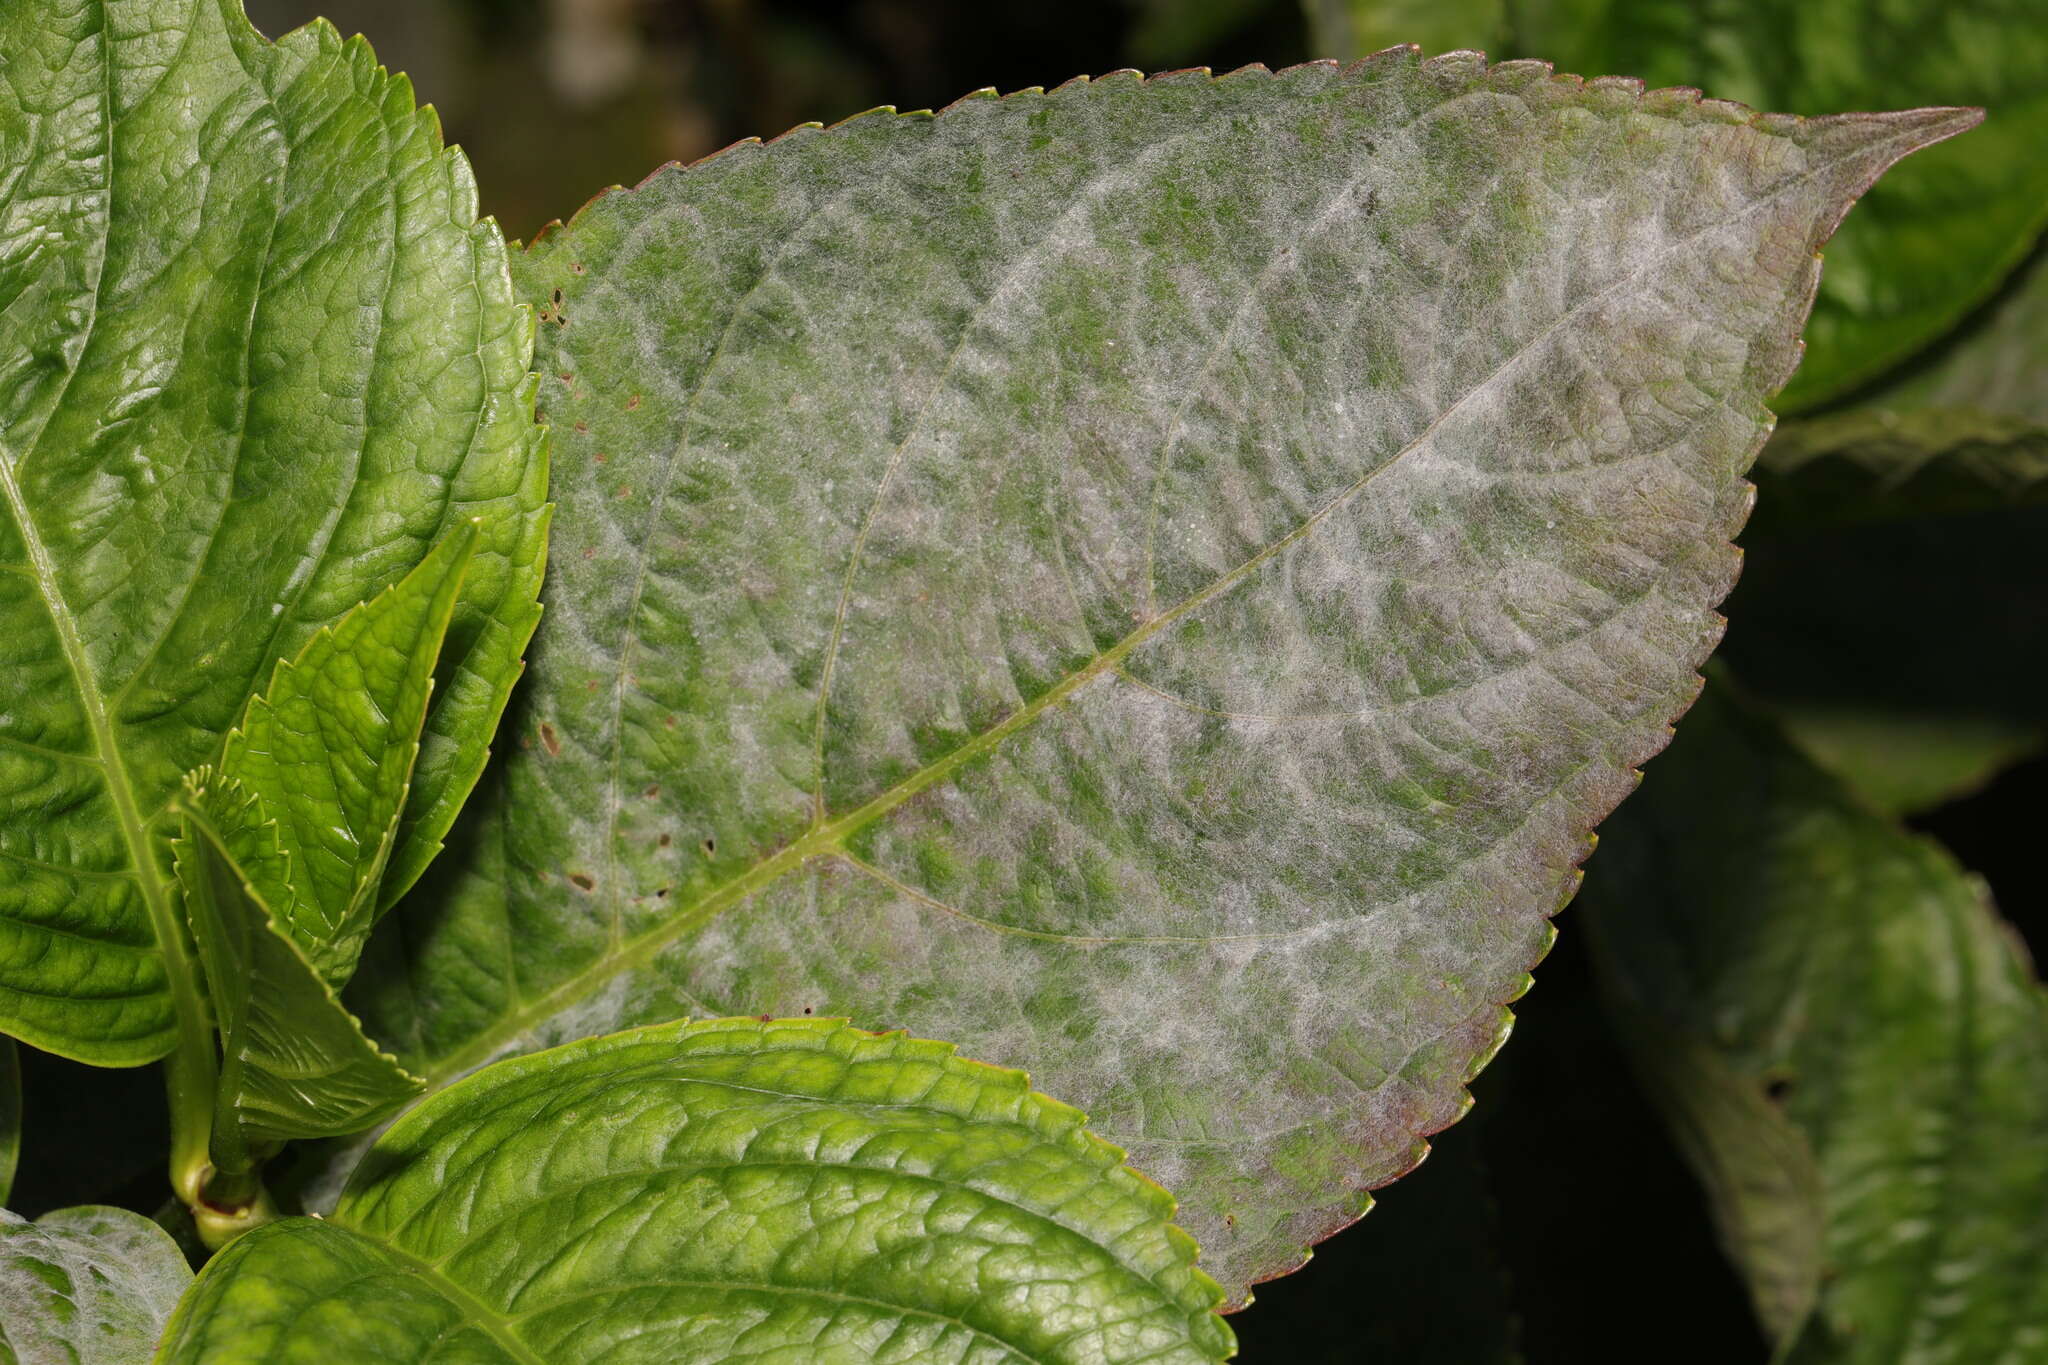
top-left (15, 3), bottom-right (2043, 1360)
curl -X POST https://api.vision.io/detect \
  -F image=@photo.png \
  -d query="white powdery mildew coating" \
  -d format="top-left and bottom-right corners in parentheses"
top-left (374, 49), bottom-right (1971, 1298)
top-left (0, 1207), bottom-right (190, 1362)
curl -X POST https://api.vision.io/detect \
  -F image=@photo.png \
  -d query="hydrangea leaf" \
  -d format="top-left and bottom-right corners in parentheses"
top-left (0, 0), bottom-right (547, 1065)
top-left (174, 778), bottom-right (421, 1158)
top-left (347, 53), bottom-right (1968, 1299)
top-left (160, 1018), bottom-right (1233, 1364)
top-left (213, 522), bottom-right (479, 984)
top-left (0, 1204), bottom-right (192, 1364)
top-left (1512, 0), bottom-right (2048, 409)
top-left (1580, 682), bottom-right (2048, 1358)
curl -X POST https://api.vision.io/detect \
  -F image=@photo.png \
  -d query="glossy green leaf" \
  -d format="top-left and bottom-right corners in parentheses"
top-left (344, 54), bottom-right (1965, 1298)
top-left (212, 522), bottom-right (479, 985)
top-left (0, 1204), bottom-right (192, 1364)
top-left (167, 521), bottom-right (476, 1165)
top-left (162, 1018), bottom-right (1233, 1364)
top-left (1580, 683), bottom-right (2048, 1359)
top-left (0, 1038), bottom-right (16, 1207)
top-left (1308, 0), bottom-right (2048, 409)
top-left (175, 779), bottom-right (420, 1159)
top-left (0, 0), bottom-right (547, 1066)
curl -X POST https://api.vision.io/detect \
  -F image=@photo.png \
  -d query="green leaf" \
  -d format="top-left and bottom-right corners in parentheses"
top-left (167, 521), bottom-right (475, 1168)
top-left (213, 521), bottom-right (479, 984)
top-left (1579, 682), bottom-right (2048, 1358)
top-left (1720, 432), bottom-right (2048, 814)
top-left (1763, 240), bottom-right (2048, 481)
top-left (0, 0), bottom-right (547, 1065)
top-left (1305, 0), bottom-right (2048, 409)
top-left (0, 1204), bottom-right (192, 1364)
top-left (1303, 0), bottom-right (1508, 65)
top-left (175, 779), bottom-right (421, 1158)
top-left (162, 1018), bottom-right (1233, 1364)
top-left (0, 1038), bottom-right (16, 1207)
top-left (345, 54), bottom-right (1966, 1300)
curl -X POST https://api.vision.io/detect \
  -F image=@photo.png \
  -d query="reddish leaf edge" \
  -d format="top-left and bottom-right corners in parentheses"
top-left (486, 44), bottom-right (1976, 1308)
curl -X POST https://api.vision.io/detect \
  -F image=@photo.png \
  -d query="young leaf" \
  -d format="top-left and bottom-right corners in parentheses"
top-left (0, 1204), bottom-right (192, 1363)
top-left (175, 779), bottom-right (421, 1160)
top-left (162, 1018), bottom-right (1233, 1364)
top-left (346, 53), bottom-right (1968, 1299)
top-left (0, 0), bottom-right (547, 1066)
top-left (214, 522), bottom-right (479, 983)
top-left (1579, 683), bottom-right (2048, 1359)
top-left (1305, 0), bottom-right (2048, 408)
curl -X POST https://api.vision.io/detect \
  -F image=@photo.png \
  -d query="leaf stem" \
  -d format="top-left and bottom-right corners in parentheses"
top-left (166, 1020), bottom-right (220, 1213)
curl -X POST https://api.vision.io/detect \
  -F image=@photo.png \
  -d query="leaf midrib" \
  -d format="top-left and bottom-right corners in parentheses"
top-left (420, 116), bottom-right (1941, 1092)
top-left (338, 1222), bottom-right (1050, 1365)
top-left (0, 443), bottom-right (204, 1061)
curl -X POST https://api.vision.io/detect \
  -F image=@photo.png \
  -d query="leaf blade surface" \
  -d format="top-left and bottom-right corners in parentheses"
top-left (350, 54), bottom-right (1969, 1297)
top-left (161, 1019), bottom-right (1232, 1365)
top-left (0, 0), bottom-right (547, 1063)
top-left (0, 1204), bottom-right (192, 1364)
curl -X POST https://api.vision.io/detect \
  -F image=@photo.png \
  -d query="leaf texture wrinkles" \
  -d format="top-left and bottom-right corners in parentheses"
top-left (161, 1019), bottom-right (1233, 1365)
top-left (0, 0), bottom-right (548, 1064)
top-left (343, 51), bottom-right (1970, 1298)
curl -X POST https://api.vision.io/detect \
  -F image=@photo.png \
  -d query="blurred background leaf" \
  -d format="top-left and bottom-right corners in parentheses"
top-left (1580, 681), bottom-right (2048, 1360)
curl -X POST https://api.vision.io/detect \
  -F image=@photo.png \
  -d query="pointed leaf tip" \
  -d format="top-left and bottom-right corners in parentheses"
top-left (356, 53), bottom-right (1967, 1302)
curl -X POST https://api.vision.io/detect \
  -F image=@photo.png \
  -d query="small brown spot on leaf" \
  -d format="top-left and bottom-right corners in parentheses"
top-left (663, 714), bottom-right (678, 729)
top-left (644, 784), bottom-right (660, 799)
top-left (538, 723), bottom-right (561, 756)
top-left (593, 452), bottom-right (607, 464)
top-left (567, 872), bottom-right (595, 892)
